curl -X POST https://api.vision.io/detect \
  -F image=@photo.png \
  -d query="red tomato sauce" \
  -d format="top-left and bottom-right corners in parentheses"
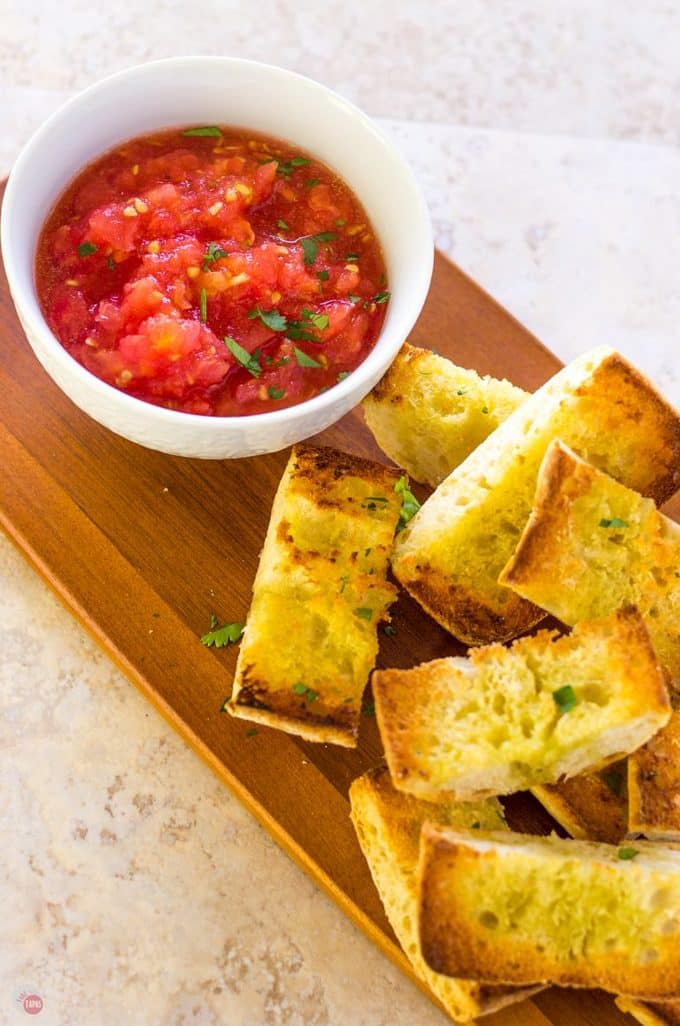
top-left (35, 126), bottom-right (389, 416)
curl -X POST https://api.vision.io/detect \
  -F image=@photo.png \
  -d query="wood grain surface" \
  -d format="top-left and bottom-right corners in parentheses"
top-left (5, 175), bottom-right (674, 1025)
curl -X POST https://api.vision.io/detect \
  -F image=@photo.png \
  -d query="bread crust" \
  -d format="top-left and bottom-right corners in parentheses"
top-left (227, 444), bottom-right (401, 746)
top-left (531, 766), bottom-right (628, 844)
top-left (629, 712), bottom-right (680, 840)
top-left (418, 826), bottom-right (680, 999)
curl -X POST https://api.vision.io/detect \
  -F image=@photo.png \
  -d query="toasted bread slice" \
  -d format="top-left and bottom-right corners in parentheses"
top-left (362, 343), bottom-right (528, 488)
top-left (391, 347), bottom-right (680, 645)
top-left (500, 440), bottom-right (680, 838)
top-left (349, 767), bottom-right (538, 1022)
top-left (418, 827), bottom-right (680, 999)
top-left (616, 997), bottom-right (680, 1026)
top-left (226, 445), bottom-right (401, 746)
top-left (373, 608), bottom-right (670, 801)
top-left (531, 764), bottom-right (628, 844)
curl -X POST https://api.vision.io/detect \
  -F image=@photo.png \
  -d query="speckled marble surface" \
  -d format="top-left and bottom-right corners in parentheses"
top-left (2, 4), bottom-right (680, 1024)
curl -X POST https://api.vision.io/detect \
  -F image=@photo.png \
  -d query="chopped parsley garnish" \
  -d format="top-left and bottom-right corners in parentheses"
top-left (601, 769), bottom-right (623, 796)
top-left (246, 727), bottom-right (259, 737)
top-left (224, 336), bottom-right (261, 377)
top-left (77, 241), bottom-right (97, 257)
top-left (200, 614), bottom-right (244, 648)
top-left (202, 242), bottom-right (230, 269)
top-left (244, 306), bottom-right (329, 344)
top-left (363, 701), bottom-right (376, 717)
top-left (300, 238), bottom-right (318, 266)
top-left (293, 347), bottom-right (322, 368)
top-left (456, 388), bottom-right (468, 396)
top-left (354, 607), bottom-right (373, 620)
top-left (285, 325), bottom-right (319, 343)
top-left (337, 371), bottom-right (350, 382)
top-left (618, 846), bottom-right (639, 860)
top-left (482, 406), bottom-right (489, 415)
top-left (276, 218), bottom-right (290, 230)
top-left (292, 682), bottom-right (318, 702)
top-left (395, 476), bottom-right (420, 532)
top-left (374, 291), bottom-right (391, 304)
top-left (600, 517), bottom-right (629, 529)
top-left (345, 252), bottom-right (359, 261)
top-left (339, 575), bottom-right (349, 594)
top-left (247, 306), bottom-right (288, 332)
top-left (182, 126), bottom-right (222, 138)
top-left (288, 310), bottom-right (328, 337)
top-left (107, 255), bottom-right (116, 270)
top-left (383, 624), bottom-right (397, 636)
top-left (276, 156), bottom-right (310, 179)
top-left (335, 218), bottom-right (346, 226)
top-left (553, 684), bottom-right (578, 714)
top-left (317, 269), bottom-right (330, 282)
top-left (300, 231), bottom-right (336, 266)
top-left (348, 294), bottom-right (361, 304)
top-left (199, 287), bottom-right (208, 322)
top-left (267, 386), bottom-right (285, 400)
top-left (305, 178), bottom-right (321, 188)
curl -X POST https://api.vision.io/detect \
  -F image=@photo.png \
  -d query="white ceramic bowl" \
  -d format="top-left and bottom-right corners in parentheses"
top-left (1, 57), bottom-right (433, 459)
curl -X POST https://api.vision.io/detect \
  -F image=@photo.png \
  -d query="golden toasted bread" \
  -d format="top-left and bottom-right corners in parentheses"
top-left (226, 444), bottom-right (401, 746)
top-left (391, 347), bottom-right (680, 645)
top-left (373, 608), bottom-right (670, 801)
top-left (500, 440), bottom-right (680, 838)
top-left (418, 827), bottom-right (680, 999)
top-left (531, 764), bottom-right (628, 844)
top-left (362, 342), bottom-right (527, 488)
top-left (349, 767), bottom-right (538, 1022)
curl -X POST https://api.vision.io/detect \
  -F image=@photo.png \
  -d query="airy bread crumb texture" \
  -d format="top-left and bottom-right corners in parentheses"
top-left (362, 342), bottom-right (527, 488)
top-left (349, 767), bottom-right (538, 1022)
top-left (500, 440), bottom-right (680, 838)
top-left (418, 826), bottom-right (680, 999)
top-left (391, 347), bottom-right (680, 645)
top-left (373, 607), bottom-right (670, 801)
top-left (227, 444), bottom-right (401, 746)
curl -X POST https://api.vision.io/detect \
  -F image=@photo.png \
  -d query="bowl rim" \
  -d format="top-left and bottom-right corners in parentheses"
top-left (1, 55), bottom-right (434, 430)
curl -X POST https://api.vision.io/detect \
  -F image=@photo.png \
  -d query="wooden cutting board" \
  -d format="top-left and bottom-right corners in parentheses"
top-left (3, 176), bottom-right (673, 1026)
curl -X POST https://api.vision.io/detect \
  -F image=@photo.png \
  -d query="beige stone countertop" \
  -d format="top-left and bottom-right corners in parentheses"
top-left (2, 3), bottom-right (680, 1024)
